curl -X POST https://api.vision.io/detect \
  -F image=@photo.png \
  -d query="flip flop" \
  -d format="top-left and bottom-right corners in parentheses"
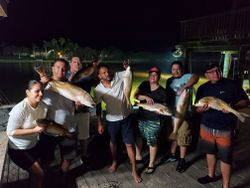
top-left (145, 166), bottom-right (155, 174)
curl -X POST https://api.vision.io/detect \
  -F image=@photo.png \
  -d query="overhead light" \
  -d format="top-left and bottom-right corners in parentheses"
top-left (172, 45), bottom-right (184, 58)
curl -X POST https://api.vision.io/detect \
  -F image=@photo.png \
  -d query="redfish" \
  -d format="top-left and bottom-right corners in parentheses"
top-left (123, 66), bottom-right (133, 108)
top-left (36, 119), bottom-right (74, 137)
top-left (169, 89), bottom-right (190, 140)
top-left (137, 103), bottom-right (172, 116)
top-left (195, 96), bottom-right (249, 122)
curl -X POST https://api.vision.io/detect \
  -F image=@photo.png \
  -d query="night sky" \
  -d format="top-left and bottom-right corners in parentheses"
top-left (0, 0), bottom-right (232, 51)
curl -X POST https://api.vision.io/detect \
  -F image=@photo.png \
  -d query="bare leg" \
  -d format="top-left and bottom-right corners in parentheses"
top-left (135, 137), bottom-right (143, 160)
top-left (126, 144), bottom-right (142, 183)
top-left (206, 154), bottom-right (216, 177)
top-left (170, 141), bottom-right (178, 154)
top-left (179, 146), bottom-right (187, 159)
top-left (148, 145), bottom-right (157, 168)
top-left (29, 161), bottom-right (44, 188)
top-left (109, 142), bottom-right (118, 172)
top-left (221, 161), bottom-right (231, 188)
top-left (61, 159), bottom-right (70, 173)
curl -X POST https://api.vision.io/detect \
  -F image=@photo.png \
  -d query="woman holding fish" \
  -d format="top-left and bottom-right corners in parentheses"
top-left (134, 66), bottom-right (167, 174)
top-left (6, 80), bottom-right (47, 188)
top-left (165, 61), bottom-right (199, 173)
top-left (195, 62), bottom-right (249, 188)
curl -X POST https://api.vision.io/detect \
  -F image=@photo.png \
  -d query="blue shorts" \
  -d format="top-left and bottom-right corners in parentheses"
top-left (106, 116), bottom-right (134, 145)
top-left (198, 124), bottom-right (233, 164)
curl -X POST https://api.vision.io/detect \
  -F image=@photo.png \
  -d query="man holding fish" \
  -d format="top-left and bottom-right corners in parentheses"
top-left (94, 63), bottom-right (142, 183)
top-left (165, 61), bottom-right (199, 173)
top-left (67, 56), bottom-right (98, 165)
top-left (195, 62), bottom-right (249, 188)
top-left (38, 58), bottom-right (78, 184)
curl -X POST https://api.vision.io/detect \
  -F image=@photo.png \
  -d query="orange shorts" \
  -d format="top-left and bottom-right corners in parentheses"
top-left (198, 124), bottom-right (233, 164)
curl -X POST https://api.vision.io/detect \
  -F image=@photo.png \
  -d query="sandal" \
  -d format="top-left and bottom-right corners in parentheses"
top-left (145, 166), bottom-right (155, 174)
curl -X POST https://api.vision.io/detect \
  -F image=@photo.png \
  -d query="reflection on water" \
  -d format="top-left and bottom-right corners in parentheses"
top-left (0, 60), bottom-right (171, 103)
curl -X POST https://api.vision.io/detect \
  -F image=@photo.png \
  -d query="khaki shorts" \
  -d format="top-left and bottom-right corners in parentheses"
top-left (167, 120), bottom-right (192, 146)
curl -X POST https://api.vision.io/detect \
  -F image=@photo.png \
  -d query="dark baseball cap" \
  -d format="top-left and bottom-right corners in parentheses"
top-left (205, 62), bottom-right (219, 72)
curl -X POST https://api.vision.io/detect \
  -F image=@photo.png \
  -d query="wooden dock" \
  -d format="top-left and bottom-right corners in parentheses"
top-left (1, 108), bottom-right (250, 188)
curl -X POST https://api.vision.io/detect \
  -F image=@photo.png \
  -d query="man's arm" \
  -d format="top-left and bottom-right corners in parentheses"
top-left (234, 99), bottom-right (249, 110)
top-left (96, 103), bottom-right (104, 135)
top-left (182, 74), bottom-right (199, 91)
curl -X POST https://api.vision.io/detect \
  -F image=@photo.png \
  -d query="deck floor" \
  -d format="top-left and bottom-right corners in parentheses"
top-left (1, 108), bottom-right (250, 188)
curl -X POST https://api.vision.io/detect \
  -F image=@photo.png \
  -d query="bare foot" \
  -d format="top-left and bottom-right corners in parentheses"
top-left (132, 171), bottom-right (142, 183)
top-left (108, 162), bottom-right (117, 173)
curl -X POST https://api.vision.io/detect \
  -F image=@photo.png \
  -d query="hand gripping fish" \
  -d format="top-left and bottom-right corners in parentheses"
top-left (195, 96), bottom-right (250, 122)
top-left (137, 103), bottom-right (173, 116)
top-left (34, 66), bottom-right (95, 108)
top-left (71, 58), bottom-right (102, 83)
top-left (46, 80), bottom-right (95, 108)
top-left (36, 119), bottom-right (74, 137)
top-left (169, 89), bottom-right (190, 140)
top-left (123, 66), bottom-right (133, 108)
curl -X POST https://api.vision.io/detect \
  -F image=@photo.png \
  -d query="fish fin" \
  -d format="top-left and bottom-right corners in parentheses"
top-left (237, 114), bottom-right (245, 123)
top-left (240, 112), bottom-right (250, 117)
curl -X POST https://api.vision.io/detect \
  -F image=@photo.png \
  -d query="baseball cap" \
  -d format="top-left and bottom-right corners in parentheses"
top-left (148, 66), bottom-right (161, 75)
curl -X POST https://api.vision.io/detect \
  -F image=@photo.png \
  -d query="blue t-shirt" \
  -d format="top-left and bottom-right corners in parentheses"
top-left (196, 78), bottom-right (248, 130)
top-left (166, 73), bottom-right (193, 111)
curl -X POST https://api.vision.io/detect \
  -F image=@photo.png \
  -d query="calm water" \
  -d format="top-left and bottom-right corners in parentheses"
top-left (0, 59), bottom-right (172, 103)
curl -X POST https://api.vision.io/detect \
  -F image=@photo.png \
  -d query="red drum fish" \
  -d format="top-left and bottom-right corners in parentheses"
top-left (195, 96), bottom-right (250, 122)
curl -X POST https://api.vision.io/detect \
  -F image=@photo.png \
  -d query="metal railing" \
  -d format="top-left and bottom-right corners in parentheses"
top-left (181, 7), bottom-right (250, 42)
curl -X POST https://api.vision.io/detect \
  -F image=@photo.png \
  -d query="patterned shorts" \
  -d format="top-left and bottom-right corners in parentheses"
top-left (138, 119), bottom-right (161, 146)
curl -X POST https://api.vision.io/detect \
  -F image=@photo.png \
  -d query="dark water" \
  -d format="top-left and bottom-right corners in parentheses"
top-left (0, 62), bottom-right (40, 103)
top-left (0, 59), bottom-right (171, 103)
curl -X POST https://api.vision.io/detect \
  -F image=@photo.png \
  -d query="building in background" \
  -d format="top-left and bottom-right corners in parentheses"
top-left (180, 0), bottom-right (250, 97)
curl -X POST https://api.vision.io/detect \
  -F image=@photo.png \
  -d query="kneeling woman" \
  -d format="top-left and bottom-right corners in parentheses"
top-left (6, 80), bottom-right (47, 188)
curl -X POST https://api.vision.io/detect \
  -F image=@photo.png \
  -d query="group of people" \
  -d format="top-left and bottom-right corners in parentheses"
top-left (6, 57), bottom-right (249, 188)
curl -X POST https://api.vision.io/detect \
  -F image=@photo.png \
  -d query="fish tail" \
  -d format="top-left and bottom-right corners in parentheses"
top-left (240, 112), bottom-right (250, 118)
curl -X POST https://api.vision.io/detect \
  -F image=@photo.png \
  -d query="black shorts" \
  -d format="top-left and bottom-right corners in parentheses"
top-left (8, 143), bottom-right (41, 170)
top-left (39, 133), bottom-right (77, 162)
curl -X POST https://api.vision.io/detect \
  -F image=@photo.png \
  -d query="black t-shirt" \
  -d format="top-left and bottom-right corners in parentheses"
top-left (196, 78), bottom-right (249, 130)
top-left (137, 81), bottom-right (167, 120)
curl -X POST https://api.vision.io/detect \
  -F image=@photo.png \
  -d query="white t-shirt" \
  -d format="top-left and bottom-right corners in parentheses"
top-left (94, 71), bottom-right (131, 121)
top-left (43, 90), bottom-right (76, 131)
top-left (7, 98), bottom-right (48, 150)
